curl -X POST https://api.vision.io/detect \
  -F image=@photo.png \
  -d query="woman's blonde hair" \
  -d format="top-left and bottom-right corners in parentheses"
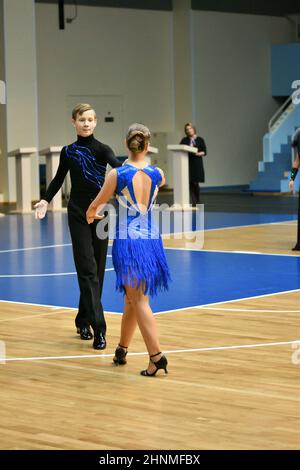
top-left (126, 123), bottom-right (151, 154)
top-left (184, 122), bottom-right (196, 136)
top-left (72, 103), bottom-right (96, 120)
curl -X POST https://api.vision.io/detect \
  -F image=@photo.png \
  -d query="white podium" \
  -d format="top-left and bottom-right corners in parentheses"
top-left (167, 144), bottom-right (197, 208)
top-left (40, 147), bottom-right (63, 211)
top-left (146, 145), bottom-right (158, 165)
top-left (9, 147), bottom-right (37, 213)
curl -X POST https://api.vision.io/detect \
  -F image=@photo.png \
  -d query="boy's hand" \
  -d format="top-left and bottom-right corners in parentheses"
top-left (34, 200), bottom-right (48, 219)
top-left (86, 205), bottom-right (104, 224)
top-left (289, 180), bottom-right (294, 193)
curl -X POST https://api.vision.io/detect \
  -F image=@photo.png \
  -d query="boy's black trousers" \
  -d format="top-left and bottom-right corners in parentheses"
top-left (67, 198), bottom-right (108, 337)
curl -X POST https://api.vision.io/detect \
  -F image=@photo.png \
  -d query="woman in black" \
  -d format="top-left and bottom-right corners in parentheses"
top-left (34, 103), bottom-right (121, 349)
top-left (180, 122), bottom-right (207, 206)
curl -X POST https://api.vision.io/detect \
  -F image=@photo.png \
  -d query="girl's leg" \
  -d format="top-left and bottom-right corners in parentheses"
top-left (113, 287), bottom-right (138, 364)
top-left (125, 285), bottom-right (163, 374)
top-left (118, 291), bottom-right (137, 348)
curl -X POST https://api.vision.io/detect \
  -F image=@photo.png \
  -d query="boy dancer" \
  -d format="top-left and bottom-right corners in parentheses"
top-left (35, 103), bottom-right (121, 349)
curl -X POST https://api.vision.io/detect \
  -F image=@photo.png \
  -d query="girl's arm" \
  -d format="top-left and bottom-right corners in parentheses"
top-left (86, 169), bottom-right (117, 224)
top-left (157, 168), bottom-right (166, 187)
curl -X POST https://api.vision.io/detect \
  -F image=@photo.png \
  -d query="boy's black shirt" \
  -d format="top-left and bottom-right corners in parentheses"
top-left (44, 134), bottom-right (121, 207)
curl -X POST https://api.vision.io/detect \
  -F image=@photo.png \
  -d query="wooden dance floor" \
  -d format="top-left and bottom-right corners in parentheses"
top-left (0, 218), bottom-right (299, 449)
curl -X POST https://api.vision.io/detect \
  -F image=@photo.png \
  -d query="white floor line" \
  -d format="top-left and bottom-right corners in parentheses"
top-left (0, 299), bottom-right (121, 320)
top-left (0, 220), bottom-right (295, 254)
top-left (0, 299), bottom-right (77, 310)
top-left (195, 307), bottom-right (300, 313)
top-left (0, 243), bottom-right (112, 257)
top-left (0, 268), bottom-right (114, 279)
top-left (0, 311), bottom-right (71, 323)
top-left (154, 288), bottom-right (300, 315)
top-left (4, 238), bottom-right (296, 257)
top-left (0, 243), bottom-right (72, 253)
top-left (161, 224), bottom-right (295, 242)
top-left (163, 246), bottom-right (300, 256)
top-left (204, 220), bottom-right (296, 232)
top-left (161, 219), bottom-right (296, 239)
top-left (0, 272), bottom-right (77, 278)
top-left (0, 308), bottom-right (121, 323)
top-left (0, 305), bottom-right (298, 323)
top-left (1, 288), bottom-right (300, 318)
top-left (2, 340), bottom-right (299, 363)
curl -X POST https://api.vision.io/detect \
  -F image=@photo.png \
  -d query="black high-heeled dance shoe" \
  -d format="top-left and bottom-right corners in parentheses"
top-left (292, 244), bottom-right (300, 251)
top-left (140, 352), bottom-right (168, 376)
top-left (113, 344), bottom-right (128, 365)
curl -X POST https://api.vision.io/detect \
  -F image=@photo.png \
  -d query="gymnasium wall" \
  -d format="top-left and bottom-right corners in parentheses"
top-left (35, 3), bottom-right (175, 153)
top-left (1, 0), bottom-right (39, 202)
top-left (191, 11), bottom-right (294, 187)
top-left (0, 0), bottom-right (6, 201)
top-left (0, 4), bottom-right (296, 200)
top-left (271, 43), bottom-right (300, 97)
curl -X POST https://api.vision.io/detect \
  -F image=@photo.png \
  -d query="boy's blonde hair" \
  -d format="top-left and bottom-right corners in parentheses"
top-left (72, 103), bottom-right (96, 120)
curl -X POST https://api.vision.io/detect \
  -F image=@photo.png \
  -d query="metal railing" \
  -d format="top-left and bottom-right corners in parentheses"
top-left (268, 95), bottom-right (293, 132)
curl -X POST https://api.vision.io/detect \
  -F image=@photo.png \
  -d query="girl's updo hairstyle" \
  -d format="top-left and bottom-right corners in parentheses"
top-left (126, 123), bottom-right (151, 154)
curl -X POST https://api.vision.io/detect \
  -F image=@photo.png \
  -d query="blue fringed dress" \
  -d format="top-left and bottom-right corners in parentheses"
top-left (112, 164), bottom-right (171, 296)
